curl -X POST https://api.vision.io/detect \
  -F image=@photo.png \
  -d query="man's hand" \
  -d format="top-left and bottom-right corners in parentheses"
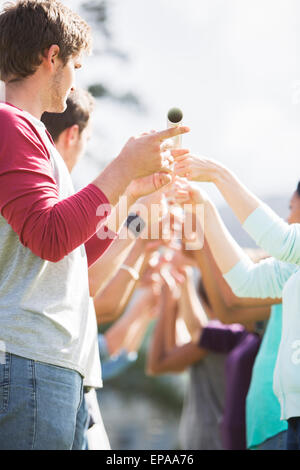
top-left (125, 148), bottom-right (190, 201)
top-left (118, 127), bottom-right (190, 181)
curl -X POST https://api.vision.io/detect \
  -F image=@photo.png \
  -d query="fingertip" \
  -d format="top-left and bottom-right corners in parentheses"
top-left (180, 126), bottom-right (190, 133)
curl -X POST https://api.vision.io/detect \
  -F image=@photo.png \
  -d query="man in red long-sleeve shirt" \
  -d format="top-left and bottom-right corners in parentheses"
top-left (0, 0), bottom-right (189, 450)
top-left (42, 88), bottom-right (170, 450)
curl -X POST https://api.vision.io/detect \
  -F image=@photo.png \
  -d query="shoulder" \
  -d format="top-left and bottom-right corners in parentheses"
top-left (0, 103), bottom-right (39, 136)
top-left (0, 102), bottom-right (25, 126)
top-left (0, 103), bottom-right (50, 161)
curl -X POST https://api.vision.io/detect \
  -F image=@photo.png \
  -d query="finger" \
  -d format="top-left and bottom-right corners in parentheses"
top-left (153, 172), bottom-right (172, 190)
top-left (160, 149), bottom-right (171, 160)
top-left (173, 153), bottom-right (190, 162)
top-left (160, 160), bottom-right (174, 173)
top-left (160, 139), bottom-right (175, 151)
top-left (174, 166), bottom-right (190, 177)
top-left (155, 126), bottom-right (190, 142)
top-left (171, 149), bottom-right (190, 159)
top-left (165, 187), bottom-right (187, 199)
top-left (167, 155), bottom-right (174, 165)
top-left (174, 164), bottom-right (191, 173)
top-left (174, 163), bottom-right (189, 172)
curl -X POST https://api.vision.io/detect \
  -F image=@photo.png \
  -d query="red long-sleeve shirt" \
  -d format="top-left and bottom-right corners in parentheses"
top-left (0, 102), bottom-right (116, 266)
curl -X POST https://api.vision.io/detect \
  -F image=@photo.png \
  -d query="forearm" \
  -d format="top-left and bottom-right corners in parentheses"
top-left (179, 276), bottom-right (208, 341)
top-left (204, 199), bottom-right (248, 274)
top-left (164, 293), bottom-right (178, 352)
top-left (88, 191), bottom-right (149, 295)
top-left (147, 323), bottom-right (207, 375)
top-left (213, 167), bottom-right (300, 265)
top-left (146, 302), bottom-right (168, 375)
top-left (194, 242), bottom-right (276, 321)
top-left (92, 154), bottom-right (132, 208)
top-left (146, 289), bottom-right (177, 373)
top-left (213, 166), bottom-right (261, 224)
top-left (89, 226), bottom-right (136, 297)
top-left (92, 239), bottom-right (147, 321)
top-left (104, 290), bottom-right (150, 354)
top-left (122, 310), bottom-right (153, 352)
top-left (202, 200), bottom-right (293, 299)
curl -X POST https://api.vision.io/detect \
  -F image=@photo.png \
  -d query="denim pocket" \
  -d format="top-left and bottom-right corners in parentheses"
top-left (0, 352), bottom-right (11, 413)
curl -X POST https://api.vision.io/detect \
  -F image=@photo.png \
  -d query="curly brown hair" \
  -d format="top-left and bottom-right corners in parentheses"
top-left (0, 0), bottom-right (92, 82)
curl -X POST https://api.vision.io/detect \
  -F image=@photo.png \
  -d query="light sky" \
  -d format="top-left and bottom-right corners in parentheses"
top-left (71, 0), bottom-right (300, 206)
top-left (1, 0), bottom-right (300, 206)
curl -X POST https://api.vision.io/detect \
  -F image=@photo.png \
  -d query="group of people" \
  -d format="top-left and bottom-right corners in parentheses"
top-left (0, 0), bottom-right (300, 451)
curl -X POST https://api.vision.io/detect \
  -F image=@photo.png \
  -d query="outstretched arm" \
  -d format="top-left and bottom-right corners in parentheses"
top-left (93, 238), bottom-right (148, 324)
top-left (203, 197), bottom-right (297, 298)
top-left (177, 269), bottom-right (208, 341)
top-left (104, 287), bottom-right (156, 355)
top-left (171, 182), bottom-right (297, 300)
top-left (189, 240), bottom-right (275, 323)
top-left (175, 156), bottom-right (300, 265)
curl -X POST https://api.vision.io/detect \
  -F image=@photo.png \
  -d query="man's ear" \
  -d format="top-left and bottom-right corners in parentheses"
top-left (43, 45), bottom-right (61, 71)
top-left (66, 124), bottom-right (80, 147)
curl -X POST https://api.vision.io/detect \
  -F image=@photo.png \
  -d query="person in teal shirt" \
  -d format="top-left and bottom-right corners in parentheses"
top-left (246, 184), bottom-right (300, 449)
top-left (174, 151), bottom-right (300, 449)
top-left (246, 304), bottom-right (287, 449)
top-left (180, 181), bottom-right (300, 450)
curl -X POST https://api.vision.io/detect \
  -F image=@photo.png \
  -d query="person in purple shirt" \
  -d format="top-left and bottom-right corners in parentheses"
top-left (198, 319), bottom-right (261, 450)
top-left (147, 243), bottom-right (268, 450)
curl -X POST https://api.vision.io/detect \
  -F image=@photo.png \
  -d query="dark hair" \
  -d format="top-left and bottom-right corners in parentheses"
top-left (297, 181), bottom-right (300, 197)
top-left (0, 0), bottom-right (92, 82)
top-left (41, 89), bottom-right (94, 141)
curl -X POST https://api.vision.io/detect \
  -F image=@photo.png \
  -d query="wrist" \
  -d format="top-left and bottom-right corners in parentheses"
top-left (124, 185), bottom-right (139, 206)
top-left (115, 152), bottom-right (134, 189)
top-left (120, 264), bottom-right (140, 281)
top-left (213, 164), bottom-right (234, 187)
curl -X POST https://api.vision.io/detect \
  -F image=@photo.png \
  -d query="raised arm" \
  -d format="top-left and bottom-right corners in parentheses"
top-left (172, 182), bottom-right (298, 299)
top-left (177, 268), bottom-right (208, 341)
top-left (175, 155), bottom-right (300, 265)
top-left (93, 238), bottom-right (147, 323)
top-left (89, 184), bottom-right (171, 297)
top-left (104, 287), bottom-right (156, 355)
top-left (189, 240), bottom-right (274, 323)
top-left (0, 108), bottom-right (189, 262)
top-left (146, 281), bottom-right (206, 376)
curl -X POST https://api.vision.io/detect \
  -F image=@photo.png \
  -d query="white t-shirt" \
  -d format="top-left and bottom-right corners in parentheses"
top-left (0, 107), bottom-right (101, 386)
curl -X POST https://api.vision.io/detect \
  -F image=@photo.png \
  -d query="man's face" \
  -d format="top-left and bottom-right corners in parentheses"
top-left (287, 191), bottom-right (300, 224)
top-left (49, 54), bottom-right (82, 113)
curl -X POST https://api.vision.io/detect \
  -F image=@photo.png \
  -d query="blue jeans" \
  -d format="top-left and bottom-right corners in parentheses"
top-left (255, 430), bottom-right (287, 450)
top-left (287, 418), bottom-right (300, 450)
top-left (72, 395), bottom-right (90, 450)
top-left (0, 352), bottom-right (83, 450)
